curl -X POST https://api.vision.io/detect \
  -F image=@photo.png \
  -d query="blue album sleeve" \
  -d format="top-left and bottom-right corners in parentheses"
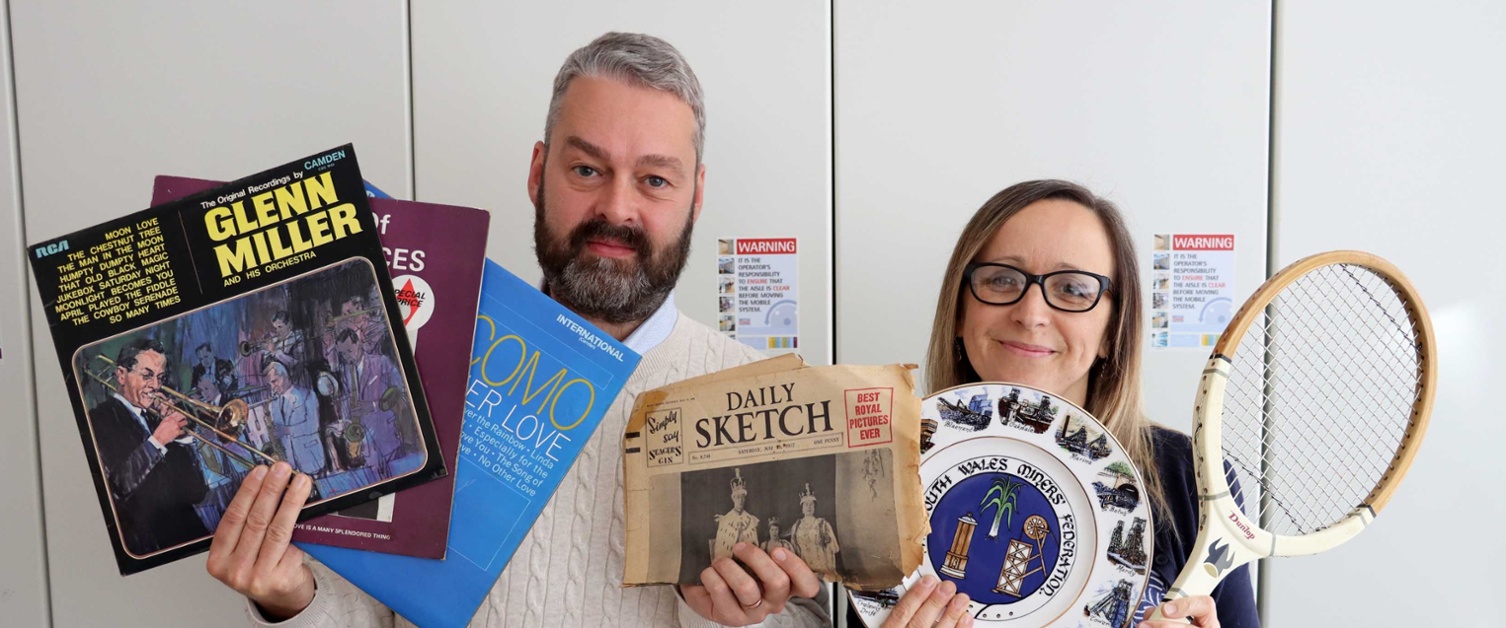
top-left (302, 259), bottom-right (641, 627)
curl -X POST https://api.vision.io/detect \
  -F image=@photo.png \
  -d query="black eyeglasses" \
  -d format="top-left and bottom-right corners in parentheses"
top-left (963, 262), bottom-right (1113, 313)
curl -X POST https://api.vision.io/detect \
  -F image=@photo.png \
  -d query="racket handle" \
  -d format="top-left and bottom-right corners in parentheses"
top-left (1146, 558), bottom-right (1230, 622)
top-left (1149, 508), bottom-right (1260, 621)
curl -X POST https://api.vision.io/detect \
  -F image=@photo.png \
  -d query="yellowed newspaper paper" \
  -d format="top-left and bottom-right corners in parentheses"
top-left (622, 355), bottom-right (925, 591)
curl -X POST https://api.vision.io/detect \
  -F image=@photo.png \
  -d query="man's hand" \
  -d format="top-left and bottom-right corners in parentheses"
top-left (205, 462), bottom-right (316, 621)
top-left (1140, 596), bottom-right (1220, 628)
top-left (680, 543), bottom-right (823, 626)
top-left (150, 407), bottom-right (188, 444)
top-left (882, 575), bottom-right (973, 628)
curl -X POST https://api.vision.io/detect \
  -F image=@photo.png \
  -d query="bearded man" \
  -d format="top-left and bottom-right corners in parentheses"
top-left (211, 32), bottom-right (828, 628)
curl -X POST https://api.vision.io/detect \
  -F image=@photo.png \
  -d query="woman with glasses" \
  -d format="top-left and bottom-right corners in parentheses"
top-left (876, 180), bottom-right (1257, 628)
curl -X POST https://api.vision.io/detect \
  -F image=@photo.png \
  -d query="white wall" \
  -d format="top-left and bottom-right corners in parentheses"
top-left (11, 1), bottom-right (412, 625)
top-left (410, 1), bottom-right (834, 365)
top-left (3, 2), bottom-right (835, 625)
top-left (0, 0), bottom-right (49, 623)
top-left (1265, 2), bottom-right (1506, 624)
top-left (0, 2), bottom-right (1496, 626)
top-left (834, 1), bottom-right (1272, 431)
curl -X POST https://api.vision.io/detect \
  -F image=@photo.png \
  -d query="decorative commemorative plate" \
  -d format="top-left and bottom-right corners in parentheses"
top-left (849, 383), bottom-right (1153, 628)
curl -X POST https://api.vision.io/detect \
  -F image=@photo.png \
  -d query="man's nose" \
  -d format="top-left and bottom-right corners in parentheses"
top-left (596, 178), bottom-right (639, 225)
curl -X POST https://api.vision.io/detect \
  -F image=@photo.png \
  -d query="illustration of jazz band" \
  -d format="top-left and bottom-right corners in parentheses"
top-left (79, 271), bottom-right (417, 557)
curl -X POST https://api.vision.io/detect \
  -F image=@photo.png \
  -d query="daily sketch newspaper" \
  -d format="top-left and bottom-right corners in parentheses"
top-left (622, 354), bottom-right (925, 591)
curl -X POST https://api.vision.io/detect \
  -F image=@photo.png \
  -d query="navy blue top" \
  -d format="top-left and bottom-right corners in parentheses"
top-left (1136, 427), bottom-right (1259, 627)
top-left (844, 426), bottom-right (1261, 627)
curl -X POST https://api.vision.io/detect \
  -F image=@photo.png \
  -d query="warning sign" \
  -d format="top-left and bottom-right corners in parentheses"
top-left (715, 237), bottom-right (798, 353)
top-left (1150, 233), bottom-right (1235, 349)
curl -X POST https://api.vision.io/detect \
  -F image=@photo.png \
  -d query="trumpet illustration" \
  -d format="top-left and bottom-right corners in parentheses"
top-left (239, 329), bottom-right (303, 358)
top-left (322, 306), bottom-right (379, 330)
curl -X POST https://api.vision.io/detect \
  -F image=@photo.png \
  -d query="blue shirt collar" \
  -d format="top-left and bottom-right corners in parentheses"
top-left (622, 291), bottom-right (679, 354)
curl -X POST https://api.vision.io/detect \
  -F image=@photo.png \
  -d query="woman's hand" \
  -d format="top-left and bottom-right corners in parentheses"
top-left (680, 543), bottom-right (823, 626)
top-left (881, 575), bottom-right (973, 628)
top-left (1140, 595), bottom-right (1220, 627)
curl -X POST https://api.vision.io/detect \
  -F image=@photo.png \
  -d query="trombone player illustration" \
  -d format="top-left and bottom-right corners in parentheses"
top-left (83, 338), bottom-right (284, 556)
top-left (89, 337), bottom-right (211, 556)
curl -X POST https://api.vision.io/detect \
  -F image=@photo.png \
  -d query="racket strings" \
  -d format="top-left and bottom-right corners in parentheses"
top-left (1239, 269), bottom-right (1417, 527)
top-left (1219, 264), bottom-right (1421, 536)
top-left (1246, 276), bottom-right (1417, 526)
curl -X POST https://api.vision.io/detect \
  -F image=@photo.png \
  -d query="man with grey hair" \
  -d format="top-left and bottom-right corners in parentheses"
top-left (263, 360), bottom-right (323, 477)
top-left (209, 32), bottom-right (829, 627)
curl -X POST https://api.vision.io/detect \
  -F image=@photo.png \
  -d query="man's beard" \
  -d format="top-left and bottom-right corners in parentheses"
top-left (533, 173), bottom-right (695, 325)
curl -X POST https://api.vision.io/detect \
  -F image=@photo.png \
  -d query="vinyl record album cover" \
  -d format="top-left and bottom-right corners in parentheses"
top-left (151, 175), bottom-right (488, 559)
top-left (28, 145), bottom-right (445, 574)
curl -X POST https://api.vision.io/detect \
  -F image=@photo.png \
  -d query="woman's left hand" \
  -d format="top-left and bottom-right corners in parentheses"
top-left (1139, 595), bottom-right (1219, 627)
top-left (680, 542), bottom-right (824, 626)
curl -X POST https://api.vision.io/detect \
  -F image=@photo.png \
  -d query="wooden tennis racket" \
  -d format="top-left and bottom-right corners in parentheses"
top-left (1149, 250), bottom-right (1436, 620)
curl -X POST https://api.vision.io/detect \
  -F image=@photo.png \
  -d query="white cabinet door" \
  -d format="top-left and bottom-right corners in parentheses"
top-left (0, 3), bottom-right (44, 625)
top-left (835, 2), bottom-right (1272, 434)
top-left (1268, 3), bottom-right (1506, 625)
top-left (14, 1), bottom-right (412, 625)
top-left (412, 1), bottom-right (833, 363)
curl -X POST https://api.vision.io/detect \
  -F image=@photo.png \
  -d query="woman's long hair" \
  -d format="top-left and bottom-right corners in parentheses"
top-left (923, 180), bottom-right (1168, 520)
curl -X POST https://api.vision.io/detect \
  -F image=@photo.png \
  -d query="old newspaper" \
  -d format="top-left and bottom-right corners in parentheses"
top-left (622, 354), bottom-right (926, 591)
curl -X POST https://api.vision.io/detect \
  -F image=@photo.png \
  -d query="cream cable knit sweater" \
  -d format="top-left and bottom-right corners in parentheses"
top-left (249, 313), bottom-right (829, 627)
